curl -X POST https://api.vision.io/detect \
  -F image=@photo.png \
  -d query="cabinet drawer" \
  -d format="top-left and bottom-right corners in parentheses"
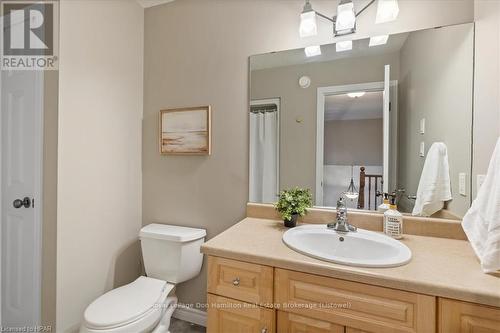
top-left (208, 256), bottom-right (273, 305)
top-left (275, 269), bottom-right (435, 333)
top-left (438, 298), bottom-right (500, 333)
top-left (207, 294), bottom-right (275, 333)
top-left (277, 311), bottom-right (344, 333)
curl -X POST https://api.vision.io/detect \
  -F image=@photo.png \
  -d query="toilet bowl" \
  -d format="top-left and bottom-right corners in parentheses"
top-left (80, 224), bottom-right (206, 333)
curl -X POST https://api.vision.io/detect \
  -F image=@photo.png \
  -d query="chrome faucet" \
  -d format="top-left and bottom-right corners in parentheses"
top-left (327, 197), bottom-right (357, 233)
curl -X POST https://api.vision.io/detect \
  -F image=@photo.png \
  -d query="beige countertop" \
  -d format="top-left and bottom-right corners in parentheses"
top-left (201, 217), bottom-right (500, 308)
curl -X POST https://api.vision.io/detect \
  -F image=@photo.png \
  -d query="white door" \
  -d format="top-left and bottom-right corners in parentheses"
top-left (1, 70), bottom-right (43, 326)
top-left (382, 65), bottom-right (390, 193)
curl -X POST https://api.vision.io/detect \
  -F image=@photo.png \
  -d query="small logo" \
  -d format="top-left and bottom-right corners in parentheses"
top-left (1, 1), bottom-right (59, 70)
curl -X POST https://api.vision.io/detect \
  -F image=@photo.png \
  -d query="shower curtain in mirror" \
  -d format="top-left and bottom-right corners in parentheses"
top-left (249, 110), bottom-right (278, 203)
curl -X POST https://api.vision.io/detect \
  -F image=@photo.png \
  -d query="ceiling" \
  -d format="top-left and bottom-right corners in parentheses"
top-left (325, 91), bottom-right (383, 121)
top-left (136, 0), bottom-right (175, 8)
top-left (251, 32), bottom-right (409, 71)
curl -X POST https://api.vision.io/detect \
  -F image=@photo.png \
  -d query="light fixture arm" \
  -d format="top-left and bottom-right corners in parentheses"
top-left (355, 0), bottom-right (376, 17)
top-left (310, 0), bottom-right (376, 23)
top-left (315, 11), bottom-right (334, 23)
top-left (305, 0), bottom-right (377, 36)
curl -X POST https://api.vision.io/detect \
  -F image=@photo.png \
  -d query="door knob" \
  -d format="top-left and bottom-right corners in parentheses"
top-left (13, 197), bottom-right (31, 209)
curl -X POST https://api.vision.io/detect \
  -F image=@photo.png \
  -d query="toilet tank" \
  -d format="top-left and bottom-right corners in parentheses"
top-left (139, 223), bottom-right (206, 284)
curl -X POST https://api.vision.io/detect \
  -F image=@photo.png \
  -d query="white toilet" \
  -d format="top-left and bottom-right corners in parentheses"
top-left (80, 223), bottom-right (206, 333)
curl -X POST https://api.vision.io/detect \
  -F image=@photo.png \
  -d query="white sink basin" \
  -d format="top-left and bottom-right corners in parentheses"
top-left (282, 224), bottom-right (412, 268)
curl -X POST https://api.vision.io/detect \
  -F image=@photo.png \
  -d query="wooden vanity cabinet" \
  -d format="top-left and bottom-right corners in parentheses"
top-left (206, 256), bottom-right (499, 333)
top-left (438, 298), bottom-right (500, 333)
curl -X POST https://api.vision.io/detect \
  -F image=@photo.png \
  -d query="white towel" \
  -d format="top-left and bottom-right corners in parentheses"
top-left (462, 138), bottom-right (500, 273)
top-left (412, 142), bottom-right (452, 216)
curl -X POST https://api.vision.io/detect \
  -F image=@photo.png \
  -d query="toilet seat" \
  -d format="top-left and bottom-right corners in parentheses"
top-left (83, 276), bottom-right (174, 331)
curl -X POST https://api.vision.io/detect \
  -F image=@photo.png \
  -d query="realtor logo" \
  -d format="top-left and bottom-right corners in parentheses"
top-left (1, 1), bottom-right (59, 70)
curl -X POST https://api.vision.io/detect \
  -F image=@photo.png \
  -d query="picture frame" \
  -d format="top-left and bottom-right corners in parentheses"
top-left (159, 106), bottom-right (212, 155)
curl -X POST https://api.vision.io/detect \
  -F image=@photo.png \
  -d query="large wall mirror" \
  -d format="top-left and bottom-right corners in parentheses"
top-left (249, 23), bottom-right (474, 220)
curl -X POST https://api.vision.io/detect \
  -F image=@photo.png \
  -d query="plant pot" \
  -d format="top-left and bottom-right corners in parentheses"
top-left (284, 214), bottom-right (299, 228)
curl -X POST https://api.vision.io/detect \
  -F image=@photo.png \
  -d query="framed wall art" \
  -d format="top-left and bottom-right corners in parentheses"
top-left (159, 106), bottom-right (211, 155)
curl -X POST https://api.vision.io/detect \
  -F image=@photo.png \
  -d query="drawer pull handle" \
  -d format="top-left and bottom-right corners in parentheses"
top-left (232, 277), bottom-right (240, 286)
top-left (261, 328), bottom-right (268, 333)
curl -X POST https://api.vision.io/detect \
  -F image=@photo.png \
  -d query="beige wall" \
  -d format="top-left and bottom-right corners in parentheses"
top-left (144, 0), bottom-right (473, 309)
top-left (398, 24), bottom-right (474, 217)
top-left (56, 1), bottom-right (144, 331)
top-left (324, 119), bottom-right (383, 166)
top-left (473, 0), bottom-right (500, 198)
top-left (250, 54), bottom-right (399, 197)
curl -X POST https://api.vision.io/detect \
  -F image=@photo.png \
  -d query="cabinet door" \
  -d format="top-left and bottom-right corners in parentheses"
top-left (439, 298), bottom-right (500, 333)
top-left (207, 294), bottom-right (275, 333)
top-left (277, 311), bottom-right (344, 333)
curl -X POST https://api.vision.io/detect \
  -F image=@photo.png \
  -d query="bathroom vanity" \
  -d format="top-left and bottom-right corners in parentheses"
top-left (201, 205), bottom-right (500, 333)
top-left (200, 16), bottom-right (497, 333)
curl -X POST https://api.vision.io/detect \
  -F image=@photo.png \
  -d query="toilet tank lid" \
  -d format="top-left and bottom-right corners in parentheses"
top-left (140, 223), bottom-right (206, 242)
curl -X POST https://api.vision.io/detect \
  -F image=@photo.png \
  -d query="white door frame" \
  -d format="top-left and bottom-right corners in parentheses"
top-left (315, 81), bottom-right (397, 206)
top-left (0, 70), bottom-right (44, 325)
top-left (249, 98), bottom-right (281, 199)
top-left (33, 71), bottom-right (44, 326)
top-left (0, 63), bottom-right (2, 327)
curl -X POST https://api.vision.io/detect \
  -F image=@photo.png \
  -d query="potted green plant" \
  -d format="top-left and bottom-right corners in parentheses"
top-left (275, 187), bottom-right (312, 228)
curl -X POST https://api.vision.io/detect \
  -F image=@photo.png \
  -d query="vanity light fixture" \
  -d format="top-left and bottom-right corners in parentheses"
top-left (298, 0), bottom-right (399, 38)
top-left (345, 165), bottom-right (359, 200)
top-left (375, 0), bottom-right (400, 24)
top-left (347, 91), bottom-right (366, 98)
top-left (304, 45), bottom-right (322, 57)
top-left (336, 40), bottom-right (352, 52)
top-left (299, 1), bottom-right (318, 38)
top-left (369, 34), bottom-right (389, 46)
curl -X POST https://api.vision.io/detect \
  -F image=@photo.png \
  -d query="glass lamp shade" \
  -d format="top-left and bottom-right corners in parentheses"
top-left (300, 10), bottom-right (318, 38)
top-left (336, 40), bottom-right (352, 52)
top-left (304, 45), bottom-right (321, 57)
top-left (376, 0), bottom-right (400, 24)
top-left (345, 177), bottom-right (359, 200)
top-left (369, 35), bottom-right (389, 46)
top-left (335, 1), bottom-right (356, 32)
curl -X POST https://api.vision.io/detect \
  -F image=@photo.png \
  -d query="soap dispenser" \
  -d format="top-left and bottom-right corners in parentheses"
top-left (383, 197), bottom-right (403, 239)
top-left (378, 193), bottom-right (390, 213)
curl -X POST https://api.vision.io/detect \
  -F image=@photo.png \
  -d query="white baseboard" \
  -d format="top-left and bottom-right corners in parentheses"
top-left (173, 306), bottom-right (207, 327)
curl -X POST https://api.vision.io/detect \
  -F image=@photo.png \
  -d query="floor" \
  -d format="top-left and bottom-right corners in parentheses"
top-left (170, 318), bottom-right (206, 333)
